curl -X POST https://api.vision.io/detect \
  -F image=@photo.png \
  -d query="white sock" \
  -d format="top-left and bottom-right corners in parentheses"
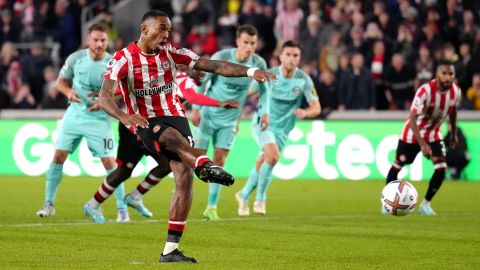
top-left (162, 242), bottom-right (179, 255)
top-left (207, 205), bottom-right (217, 209)
top-left (130, 189), bottom-right (142, 200)
top-left (421, 199), bottom-right (430, 206)
top-left (87, 198), bottom-right (100, 209)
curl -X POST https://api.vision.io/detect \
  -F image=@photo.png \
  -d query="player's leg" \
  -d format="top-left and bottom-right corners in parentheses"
top-left (37, 116), bottom-right (82, 217)
top-left (236, 154), bottom-right (264, 216)
top-left (138, 117), bottom-right (234, 186)
top-left (203, 147), bottom-right (230, 220)
top-left (386, 140), bottom-right (420, 184)
top-left (99, 156), bottom-right (130, 222)
top-left (419, 141), bottom-right (447, 216)
top-left (254, 142), bottom-right (281, 215)
top-left (160, 159), bottom-right (196, 263)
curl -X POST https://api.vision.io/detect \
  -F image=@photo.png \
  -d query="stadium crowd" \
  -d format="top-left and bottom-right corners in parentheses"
top-left (2, 0), bottom-right (480, 116)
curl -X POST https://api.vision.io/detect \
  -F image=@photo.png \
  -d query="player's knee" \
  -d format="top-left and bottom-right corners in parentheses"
top-left (265, 154), bottom-right (279, 166)
top-left (52, 150), bottom-right (68, 164)
top-left (101, 157), bottom-right (117, 170)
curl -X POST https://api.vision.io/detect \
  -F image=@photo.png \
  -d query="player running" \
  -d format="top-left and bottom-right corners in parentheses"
top-left (236, 41), bottom-right (321, 216)
top-left (385, 60), bottom-right (461, 216)
top-left (189, 25), bottom-right (270, 220)
top-left (84, 69), bottom-right (239, 219)
top-left (36, 24), bottom-right (130, 222)
top-left (88, 10), bottom-right (275, 263)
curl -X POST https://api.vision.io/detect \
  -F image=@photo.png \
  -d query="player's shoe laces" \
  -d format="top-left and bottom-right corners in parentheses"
top-left (419, 203), bottom-right (436, 216)
top-left (124, 194), bottom-right (153, 218)
top-left (203, 208), bottom-right (220, 221)
top-left (194, 162), bottom-right (235, 186)
top-left (37, 202), bottom-right (55, 217)
top-left (235, 192), bottom-right (250, 216)
top-left (160, 249), bottom-right (197, 263)
top-left (116, 208), bottom-right (130, 222)
top-left (83, 203), bottom-right (106, 224)
top-left (253, 201), bottom-right (266, 215)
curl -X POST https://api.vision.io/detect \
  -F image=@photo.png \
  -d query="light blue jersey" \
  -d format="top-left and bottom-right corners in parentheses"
top-left (253, 66), bottom-right (318, 135)
top-left (198, 48), bottom-right (267, 128)
top-left (59, 49), bottom-right (111, 120)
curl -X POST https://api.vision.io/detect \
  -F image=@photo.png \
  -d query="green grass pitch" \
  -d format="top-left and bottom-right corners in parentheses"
top-left (0, 176), bottom-right (479, 269)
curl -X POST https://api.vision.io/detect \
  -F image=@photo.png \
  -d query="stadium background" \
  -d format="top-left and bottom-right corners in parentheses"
top-left (0, 0), bottom-right (478, 180)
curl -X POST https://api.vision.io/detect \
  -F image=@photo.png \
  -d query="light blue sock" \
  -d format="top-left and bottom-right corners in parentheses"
top-left (45, 163), bottom-right (64, 203)
top-left (240, 168), bottom-right (259, 200)
top-left (108, 166), bottom-right (127, 210)
top-left (207, 183), bottom-right (222, 208)
top-left (255, 162), bottom-right (274, 202)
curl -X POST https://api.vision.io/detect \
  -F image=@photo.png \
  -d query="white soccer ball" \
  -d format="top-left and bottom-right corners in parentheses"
top-left (381, 180), bottom-right (418, 216)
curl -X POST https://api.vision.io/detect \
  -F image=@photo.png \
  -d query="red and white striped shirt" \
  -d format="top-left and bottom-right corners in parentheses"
top-left (400, 80), bottom-right (462, 143)
top-left (105, 42), bottom-right (199, 118)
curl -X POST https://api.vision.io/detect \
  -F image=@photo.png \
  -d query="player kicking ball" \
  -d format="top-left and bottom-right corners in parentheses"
top-left (385, 60), bottom-right (461, 215)
top-left (236, 41), bottom-right (321, 215)
top-left (36, 24), bottom-right (130, 222)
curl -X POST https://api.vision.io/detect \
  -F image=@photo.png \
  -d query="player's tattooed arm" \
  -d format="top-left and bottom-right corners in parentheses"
top-left (98, 79), bottom-right (149, 129)
top-left (193, 58), bottom-right (277, 82)
top-left (448, 106), bottom-right (458, 148)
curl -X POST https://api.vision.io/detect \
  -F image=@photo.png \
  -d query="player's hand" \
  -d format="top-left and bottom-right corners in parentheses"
top-left (190, 108), bottom-right (201, 126)
top-left (87, 100), bottom-right (101, 112)
top-left (420, 142), bottom-right (432, 159)
top-left (449, 132), bottom-right (458, 149)
top-left (260, 114), bottom-right (269, 131)
top-left (218, 99), bottom-right (239, 109)
top-left (253, 70), bottom-right (277, 83)
top-left (87, 92), bottom-right (99, 97)
top-left (120, 114), bottom-right (149, 129)
top-left (293, 108), bottom-right (307, 119)
top-left (66, 89), bottom-right (81, 103)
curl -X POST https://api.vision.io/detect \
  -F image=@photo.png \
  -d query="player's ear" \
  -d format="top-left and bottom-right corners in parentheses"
top-left (141, 23), bottom-right (148, 35)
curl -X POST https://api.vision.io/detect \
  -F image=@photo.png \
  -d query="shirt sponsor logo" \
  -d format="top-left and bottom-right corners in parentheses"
top-left (133, 81), bottom-right (174, 97)
top-left (134, 67), bottom-right (142, 74)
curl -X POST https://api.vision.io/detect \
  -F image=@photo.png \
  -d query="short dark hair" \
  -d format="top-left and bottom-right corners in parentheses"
top-left (141, 10), bottom-right (168, 23)
top-left (435, 59), bottom-right (454, 71)
top-left (236, 24), bottom-right (258, 38)
top-left (88, 23), bottom-right (107, 33)
top-left (280, 40), bottom-right (302, 52)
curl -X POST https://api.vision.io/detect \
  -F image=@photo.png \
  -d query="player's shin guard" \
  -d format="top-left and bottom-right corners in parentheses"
top-left (240, 168), bottom-right (259, 200)
top-left (45, 163), bottom-right (64, 203)
top-left (207, 183), bottom-right (222, 208)
top-left (386, 163), bottom-right (402, 184)
top-left (255, 162), bottom-right (274, 202)
top-left (425, 161), bottom-right (447, 201)
top-left (163, 219), bottom-right (186, 255)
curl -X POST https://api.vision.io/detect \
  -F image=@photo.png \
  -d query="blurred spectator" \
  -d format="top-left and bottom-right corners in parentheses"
top-left (443, 43), bottom-right (468, 92)
top-left (316, 69), bottom-right (338, 116)
top-left (33, 1), bottom-right (57, 40)
top-left (458, 42), bottom-right (475, 91)
top-left (338, 53), bottom-right (375, 110)
top-left (306, 0), bottom-right (322, 23)
top-left (3, 61), bottom-right (35, 108)
top-left (440, 0), bottom-right (463, 46)
top-left (319, 7), bottom-right (349, 47)
top-left (377, 11), bottom-right (398, 41)
top-left (415, 44), bottom-right (435, 88)
top-left (39, 66), bottom-right (67, 109)
top-left (394, 23), bottom-right (415, 63)
top-left (186, 24), bottom-right (218, 56)
top-left (274, 0), bottom-right (303, 42)
top-left (466, 73), bottom-right (480, 110)
top-left (102, 11), bottom-right (119, 52)
top-left (368, 39), bottom-right (388, 109)
top-left (182, 0), bottom-right (215, 40)
top-left (458, 9), bottom-right (477, 46)
top-left (20, 0), bottom-right (35, 41)
top-left (0, 41), bottom-right (18, 82)
top-left (346, 25), bottom-right (364, 54)
top-left (55, 0), bottom-right (79, 61)
top-left (335, 52), bottom-right (350, 83)
top-left (0, 9), bottom-right (21, 43)
top-left (20, 42), bottom-right (52, 106)
top-left (301, 14), bottom-right (322, 65)
top-left (319, 31), bottom-right (345, 72)
top-left (383, 53), bottom-right (416, 110)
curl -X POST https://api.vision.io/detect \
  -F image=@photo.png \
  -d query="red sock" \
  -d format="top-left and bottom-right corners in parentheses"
top-left (136, 174), bottom-right (161, 195)
top-left (194, 155), bottom-right (212, 167)
top-left (167, 219), bottom-right (186, 242)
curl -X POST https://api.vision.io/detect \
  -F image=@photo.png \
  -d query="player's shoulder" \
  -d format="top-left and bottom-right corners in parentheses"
top-left (416, 80), bottom-right (435, 95)
top-left (67, 49), bottom-right (88, 62)
top-left (212, 48), bottom-right (233, 59)
top-left (252, 53), bottom-right (267, 68)
top-left (452, 82), bottom-right (462, 94)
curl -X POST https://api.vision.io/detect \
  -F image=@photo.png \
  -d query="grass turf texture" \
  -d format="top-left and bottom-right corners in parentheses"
top-left (0, 176), bottom-right (479, 269)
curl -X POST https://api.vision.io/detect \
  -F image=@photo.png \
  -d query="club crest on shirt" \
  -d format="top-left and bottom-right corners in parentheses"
top-left (162, 61), bottom-right (170, 71)
top-left (107, 58), bottom-right (116, 67)
top-left (153, 125), bottom-right (161, 134)
top-left (293, 86), bottom-right (301, 95)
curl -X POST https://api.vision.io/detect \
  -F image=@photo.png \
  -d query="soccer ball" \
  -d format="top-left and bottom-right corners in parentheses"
top-left (380, 180), bottom-right (418, 216)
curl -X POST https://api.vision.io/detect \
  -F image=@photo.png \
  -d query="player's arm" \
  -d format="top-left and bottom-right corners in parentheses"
top-left (193, 58), bottom-right (276, 82)
top-left (448, 106), bottom-right (458, 148)
top-left (409, 111), bottom-right (432, 158)
top-left (182, 87), bottom-right (239, 108)
top-left (257, 82), bottom-right (271, 130)
top-left (98, 78), bottom-right (148, 128)
top-left (56, 76), bottom-right (81, 103)
top-left (294, 100), bottom-right (321, 119)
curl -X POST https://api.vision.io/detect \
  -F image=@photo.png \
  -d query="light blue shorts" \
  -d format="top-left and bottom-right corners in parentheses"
top-left (252, 122), bottom-right (287, 152)
top-left (56, 110), bottom-right (115, 158)
top-left (194, 116), bottom-right (236, 150)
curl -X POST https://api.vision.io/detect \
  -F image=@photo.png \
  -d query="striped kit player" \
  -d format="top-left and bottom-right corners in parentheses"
top-left (385, 60), bottom-right (461, 216)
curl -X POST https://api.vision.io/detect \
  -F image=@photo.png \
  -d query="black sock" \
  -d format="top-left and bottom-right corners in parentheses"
top-left (425, 168), bottom-right (446, 201)
top-left (386, 166), bottom-right (400, 184)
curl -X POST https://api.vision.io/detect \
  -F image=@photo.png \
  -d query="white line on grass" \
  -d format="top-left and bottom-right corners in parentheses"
top-left (0, 212), bottom-right (475, 228)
